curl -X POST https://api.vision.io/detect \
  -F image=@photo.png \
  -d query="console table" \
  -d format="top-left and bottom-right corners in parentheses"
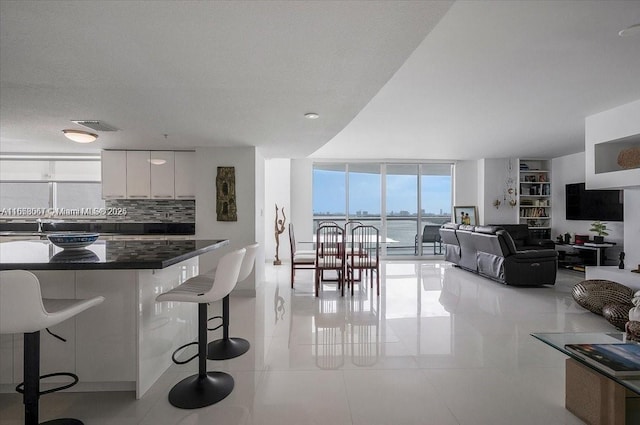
top-left (556, 242), bottom-right (616, 269)
top-left (532, 332), bottom-right (640, 425)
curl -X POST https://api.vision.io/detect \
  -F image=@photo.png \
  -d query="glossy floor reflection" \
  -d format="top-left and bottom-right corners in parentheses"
top-left (0, 261), bottom-right (608, 424)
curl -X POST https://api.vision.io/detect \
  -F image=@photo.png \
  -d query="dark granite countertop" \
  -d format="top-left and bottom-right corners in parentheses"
top-left (0, 239), bottom-right (228, 270)
top-left (0, 222), bottom-right (195, 235)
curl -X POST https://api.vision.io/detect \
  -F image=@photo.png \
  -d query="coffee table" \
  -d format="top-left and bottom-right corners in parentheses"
top-left (532, 332), bottom-right (640, 425)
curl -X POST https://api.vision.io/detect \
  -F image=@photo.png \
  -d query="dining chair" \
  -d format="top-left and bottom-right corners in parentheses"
top-left (288, 223), bottom-right (316, 288)
top-left (347, 225), bottom-right (380, 296)
top-left (315, 224), bottom-right (345, 297)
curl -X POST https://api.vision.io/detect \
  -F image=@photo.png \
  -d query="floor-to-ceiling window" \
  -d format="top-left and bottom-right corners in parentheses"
top-left (312, 163), bottom-right (346, 231)
top-left (385, 164), bottom-right (418, 256)
top-left (419, 164), bottom-right (454, 255)
top-left (348, 163), bottom-right (381, 229)
top-left (312, 162), bottom-right (453, 258)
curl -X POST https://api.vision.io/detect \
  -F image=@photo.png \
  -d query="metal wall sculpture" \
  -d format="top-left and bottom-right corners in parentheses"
top-left (216, 167), bottom-right (237, 221)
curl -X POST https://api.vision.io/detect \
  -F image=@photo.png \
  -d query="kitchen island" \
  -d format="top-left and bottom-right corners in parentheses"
top-left (0, 238), bottom-right (228, 398)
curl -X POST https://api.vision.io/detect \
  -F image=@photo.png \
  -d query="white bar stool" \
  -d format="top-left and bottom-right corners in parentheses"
top-left (0, 270), bottom-right (105, 425)
top-left (155, 248), bottom-right (246, 409)
top-left (207, 243), bottom-right (258, 360)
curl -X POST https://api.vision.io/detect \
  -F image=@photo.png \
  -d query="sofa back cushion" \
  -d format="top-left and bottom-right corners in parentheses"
top-left (456, 226), bottom-right (478, 271)
top-left (489, 224), bottom-right (529, 249)
top-left (474, 230), bottom-right (507, 257)
top-left (439, 223), bottom-right (460, 247)
top-left (497, 230), bottom-right (518, 255)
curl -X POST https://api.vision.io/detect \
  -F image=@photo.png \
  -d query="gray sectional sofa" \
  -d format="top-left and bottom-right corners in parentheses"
top-left (439, 223), bottom-right (558, 286)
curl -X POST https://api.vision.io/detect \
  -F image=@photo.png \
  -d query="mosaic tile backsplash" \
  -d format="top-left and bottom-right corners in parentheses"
top-left (105, 199), bottom-right (195, 223)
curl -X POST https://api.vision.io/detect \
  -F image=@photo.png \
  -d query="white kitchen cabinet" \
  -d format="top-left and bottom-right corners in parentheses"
top-left (126, 151), bottom-right (151, 199)
top-left (150, 151), bottom-right (175, 199)
top-left (174, 151), bottom-right (196, 199)
top-left (101, 150), bottom-right (195, 200)
top-left (101, 151), bottom-right (127, 199)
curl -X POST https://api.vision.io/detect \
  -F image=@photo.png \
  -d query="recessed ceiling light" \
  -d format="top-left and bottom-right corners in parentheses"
top-left (148, 158), bottom-right (167, 165)
top-left (62, 129), bottom-right (98, 143)
top-left (619, 23), bottom-right (640, 37)
top-left (304, 112), bottom-right (319, 119)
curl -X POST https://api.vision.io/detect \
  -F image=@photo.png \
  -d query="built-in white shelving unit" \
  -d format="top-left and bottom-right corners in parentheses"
top-left (519, 159), bottom-right (551, 238)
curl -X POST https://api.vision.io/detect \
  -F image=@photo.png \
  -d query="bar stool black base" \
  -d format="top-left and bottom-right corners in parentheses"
top-left (41, 419), bottom-right (83, 425)
top-left (207, 337), bottom-right (250, 360)
top-left (167, 372), bottom-right (234, 409)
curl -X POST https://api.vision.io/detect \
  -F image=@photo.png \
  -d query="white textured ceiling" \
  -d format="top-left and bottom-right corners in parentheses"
top-left (2, 1), bottom-right (639, 161)
top-left (0, 0), bottom-right (451, 157)
top-left (313, 0), bottom-right (640, 160)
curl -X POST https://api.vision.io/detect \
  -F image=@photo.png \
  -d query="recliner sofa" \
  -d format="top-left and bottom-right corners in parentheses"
top-left (488, 223), bottom-right (555, 250)
top-left (439, 223), bottom-right (558, 286)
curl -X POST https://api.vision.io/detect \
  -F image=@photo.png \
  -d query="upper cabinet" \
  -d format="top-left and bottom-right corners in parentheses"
top-left (150, 151), bottom-right (175, 199)
top-left (518, 159), bottom-right (551, 239)
top-left (126, 151), bottom-right (151, 199)
top-left (101, 150), bottom-right (195, 200)
top-left (174, 151), bottom-right (196, 199)
top-left (101, 151), bottom-right (127, 199)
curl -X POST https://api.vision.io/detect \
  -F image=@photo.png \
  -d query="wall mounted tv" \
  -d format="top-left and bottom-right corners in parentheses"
top-left (566, 183), bottom-right (623, 221)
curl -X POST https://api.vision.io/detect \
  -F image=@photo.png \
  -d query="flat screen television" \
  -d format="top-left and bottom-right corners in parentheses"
top-left (566, 183), bottom-right (624, 221)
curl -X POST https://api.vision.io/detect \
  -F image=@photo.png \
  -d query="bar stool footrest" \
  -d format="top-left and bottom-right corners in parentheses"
top-left (16, 372), bottom-right (79, 396)
top-left (171, 341), bottom-right (198, 365)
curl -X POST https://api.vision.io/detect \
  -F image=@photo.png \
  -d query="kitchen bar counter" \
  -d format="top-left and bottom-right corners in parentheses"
top-left (0, 221), bottom-right (195, 235)
top-left (0, 239), bottom-right (227, 270)
top-left (0, 238), bottom-right (229, 399)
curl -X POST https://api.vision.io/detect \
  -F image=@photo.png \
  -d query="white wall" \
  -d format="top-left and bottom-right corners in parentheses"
top-left (455, 159), bottom-right (517, 226)
top-left (585, 100), bottom-right (640, 270)
top-left (625, 188), bottom-right (640, 271)
top-left (453, 160), bottom-right (478, 220)
top-left (264, 159), bottom-right (291, 262)
top-left (254, 149), bottom-right (266, 288)
top-left (551, 151), bottom-right (624, 264)
top-left (290, 159), bottom-right (314, 243)
top-left (585, 99), bottom-right (640, 190)
top-left (195, 147), bottom-right (263, 295)
top-left (481, 158), bottom-right (518, 225)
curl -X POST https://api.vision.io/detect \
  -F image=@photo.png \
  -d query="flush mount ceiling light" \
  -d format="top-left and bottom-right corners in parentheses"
top-left (148, 158), bottom-right (167, 165)
top-left (304, 112), bottom-right (319, 119)
top-left (619, 23), bottom-right (640, 37)
top-left (62, 129), bottom-right (98, 143)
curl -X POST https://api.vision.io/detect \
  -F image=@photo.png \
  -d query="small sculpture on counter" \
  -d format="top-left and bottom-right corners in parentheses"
top-left (619, 251), bottom-right (625, 270)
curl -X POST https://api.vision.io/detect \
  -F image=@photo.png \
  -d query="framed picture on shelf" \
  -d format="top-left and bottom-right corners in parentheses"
top-left (454, 206), bottom-right (478, 225)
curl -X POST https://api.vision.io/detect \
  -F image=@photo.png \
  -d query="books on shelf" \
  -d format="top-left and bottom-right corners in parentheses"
top-left (519, 207), bottom-right (549, 218)
top-left (564, 343), bottom-right (640, 377)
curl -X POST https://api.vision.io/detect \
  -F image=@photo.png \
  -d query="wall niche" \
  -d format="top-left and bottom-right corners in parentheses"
top-left (594, 134), bottom-right (640, 174)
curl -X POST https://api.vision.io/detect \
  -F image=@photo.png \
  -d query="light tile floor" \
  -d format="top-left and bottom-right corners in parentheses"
top-left (1, 261), bottom-right (610, 424)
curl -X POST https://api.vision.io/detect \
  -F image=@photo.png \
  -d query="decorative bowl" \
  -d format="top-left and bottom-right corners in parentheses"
top-left (47, 233), bottom-right (100, 250)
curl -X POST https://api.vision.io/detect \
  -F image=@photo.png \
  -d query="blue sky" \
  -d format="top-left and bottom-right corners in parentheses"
top-left (313, 169), bottom-right (451, 215)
